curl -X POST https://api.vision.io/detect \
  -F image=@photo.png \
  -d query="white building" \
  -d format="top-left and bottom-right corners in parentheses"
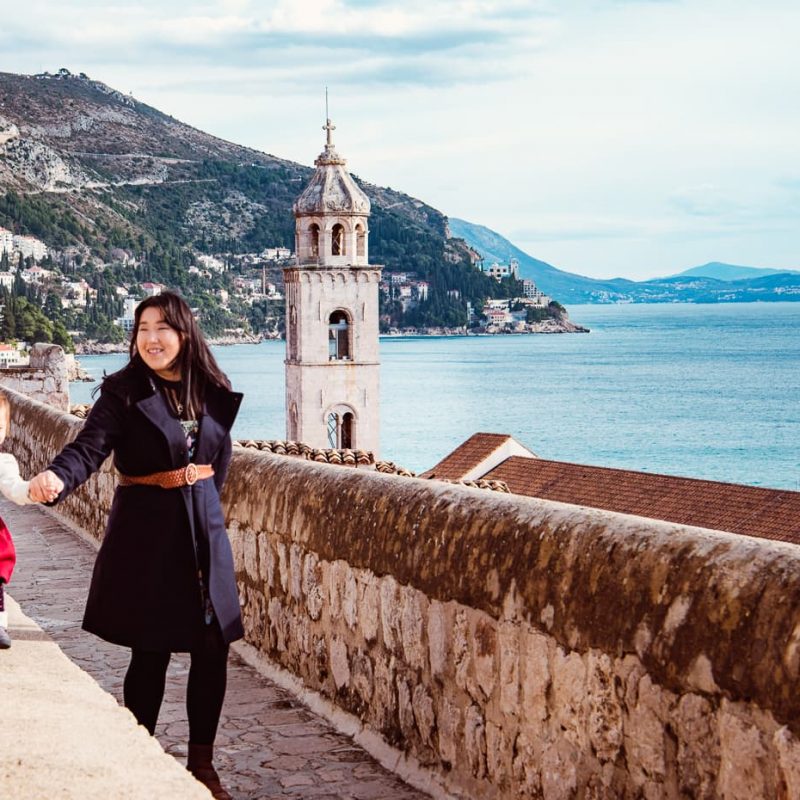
top-left (13, 234), bottom-right (48, 261)
top-left (21, 265), bottom-right (53, 284)
top-left (197, 255), bottom-right (225, 273)
top-left (482, 257), bottom-right (520, 281)
top-left (522, 279), bottom-right (550, 306)
top-left (115, 297), bottom-right (140, 333)
top-left (285, 117), bottom-right (381, 455)
top-left (0, 228), bottom-right (12, 257)
top-left (0, 272), bottom-right (14, 289)
top-left (0, 343), bottom-right (28, 367)
top-left (140, 282), bottom-right (163, 298)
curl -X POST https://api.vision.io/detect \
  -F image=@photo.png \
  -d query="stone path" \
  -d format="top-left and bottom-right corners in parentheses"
top-left (4, 499), bottom-right (431, 800)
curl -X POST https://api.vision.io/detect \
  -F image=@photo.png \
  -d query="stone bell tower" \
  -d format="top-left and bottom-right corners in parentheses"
top-left (284, 117), bottom-right (381, 455)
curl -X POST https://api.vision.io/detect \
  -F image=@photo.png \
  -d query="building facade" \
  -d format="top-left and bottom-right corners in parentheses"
top-left (284, 118), bottom-right (381, 455)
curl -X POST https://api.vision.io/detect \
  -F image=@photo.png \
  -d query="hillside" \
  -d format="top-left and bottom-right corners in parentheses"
top-left (667, 262), bottom-right (800, 281)
top-left (451, 218), bottom-right (800, 304)
top-left (0, 68), bottom-right (517, 333)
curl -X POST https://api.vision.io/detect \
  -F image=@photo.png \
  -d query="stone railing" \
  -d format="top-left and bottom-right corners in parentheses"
top-left (5, 386), bottom-right (800, 799)
top-left (0, 343), bottom-right (70, 411)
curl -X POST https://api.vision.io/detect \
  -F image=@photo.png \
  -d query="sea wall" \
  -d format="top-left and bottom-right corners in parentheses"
top-left (0, 343), bottom-right (70, 411)
top-left (7, 386), bottom-right (800, 800)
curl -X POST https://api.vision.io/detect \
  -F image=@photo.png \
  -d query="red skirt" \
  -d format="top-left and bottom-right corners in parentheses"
top-left (0, 515), bottom-right (15, 584)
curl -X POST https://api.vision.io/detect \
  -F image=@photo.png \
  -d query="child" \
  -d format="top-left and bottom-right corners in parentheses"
top-left (0, 391), bottom-right (37, 648)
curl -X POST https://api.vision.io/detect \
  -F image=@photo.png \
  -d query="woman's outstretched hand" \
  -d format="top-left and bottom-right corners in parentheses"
top-left (28, 470), bottom-right (64, 503)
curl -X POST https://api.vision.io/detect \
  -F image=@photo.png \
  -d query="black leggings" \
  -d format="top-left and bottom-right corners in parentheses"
top-left (123, 628), bottom-right (229, 745)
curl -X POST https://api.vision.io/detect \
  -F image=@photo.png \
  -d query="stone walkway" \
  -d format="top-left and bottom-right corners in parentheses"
top-left (3, 499), bottom-right (432, 800)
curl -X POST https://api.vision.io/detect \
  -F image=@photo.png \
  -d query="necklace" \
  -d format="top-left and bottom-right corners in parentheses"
top-left (165, 387), bottom-right (184, 417)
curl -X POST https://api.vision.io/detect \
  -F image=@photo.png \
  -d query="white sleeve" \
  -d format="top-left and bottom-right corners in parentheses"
top-left (0, 454), bottom-right (34, 506)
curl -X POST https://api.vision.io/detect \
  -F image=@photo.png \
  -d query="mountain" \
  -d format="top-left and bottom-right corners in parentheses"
top-left (668, 262), bottom-right (800, 281)
top-left (449, 218), bottom-right (636, 303)
top-left (0, 68), bottom-right (516, 332)
top-left (451, 218), bottom-right (800, 304)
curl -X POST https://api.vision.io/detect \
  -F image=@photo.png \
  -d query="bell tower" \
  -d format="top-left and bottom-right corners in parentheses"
top-left (284, 117), bottom-right (381, 455)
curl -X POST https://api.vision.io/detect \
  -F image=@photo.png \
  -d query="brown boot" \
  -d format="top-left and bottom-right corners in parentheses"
top-left (187, 743), bottom-right (233, 800)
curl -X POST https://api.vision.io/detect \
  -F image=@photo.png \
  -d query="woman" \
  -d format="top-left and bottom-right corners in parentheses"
top-left (30, 292), bottom-right (243, 800)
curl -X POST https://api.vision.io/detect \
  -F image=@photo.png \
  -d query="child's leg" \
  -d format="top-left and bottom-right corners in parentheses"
top-left (0, 582), bottom-right (10, 648)
top-left (0, 581), bottom-right (7, 628)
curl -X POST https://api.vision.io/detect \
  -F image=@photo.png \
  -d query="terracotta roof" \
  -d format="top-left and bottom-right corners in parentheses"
top-left (482, 456), bottom-right (800, 544)
top-left (421, 433), bottom-right (517, 480)
top-left (234, 440), bottom-right (375, 467)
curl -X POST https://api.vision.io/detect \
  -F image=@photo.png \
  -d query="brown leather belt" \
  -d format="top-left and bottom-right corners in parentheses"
top-left (118, 464), bottom-right (214, 489)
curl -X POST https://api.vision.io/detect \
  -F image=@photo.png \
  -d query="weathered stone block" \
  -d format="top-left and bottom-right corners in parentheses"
top-left (465, 704), bottom-right (487, 779)
top-left (428, 600), bottom-right (449, 679)
top-left (351, 649), bottom-right (374, 707)
top-left (379, 575), bottom-right (401, 653)
top-left (498, 621), bottom-right (520, 717)
top-left (552, 648), bottom-right (588, 751)
top-left (675, 692), bottom-right (719, 799)
top-left (276, 541), bottom-right (289, 593)
top-left (302, 552), bottom-right (324, 620)
top-left (358, 574), bottom-right (380, 643)
top-left (329, 634), bottom-right (350, 691)
top-left (400, 586), bottom-right (427, 671)
top-left (289, 543), bottom-right (302, 602)
top-left (342, 566), bottom-right (358, 630)
top-left (624, 673), bottom-right (667, 788)
top-left (437, 697), bottom-right (461, 768)
top-left (411, 684), bottom-right (435, 747)
top-left (586, 651), bottom-right (622, 763)
top-left (486, 720), bottom-right (512, 788)
top-left (718, 703), bottom-right (767, 800)
top-left (520, 629), bottom-right (550, 727)
top-left (242, 529), bottom-right (258, 582)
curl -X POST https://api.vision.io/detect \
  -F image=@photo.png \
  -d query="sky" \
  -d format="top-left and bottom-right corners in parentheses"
top-left (2, 0), bottom-right (799, 280)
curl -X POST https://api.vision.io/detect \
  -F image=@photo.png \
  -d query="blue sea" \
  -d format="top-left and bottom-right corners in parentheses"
top-left (70, 303), bottom-right (800, 491)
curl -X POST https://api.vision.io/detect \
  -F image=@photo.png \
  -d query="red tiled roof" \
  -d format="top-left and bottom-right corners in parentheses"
top-left (421, 433), bottom-right (514, 480)
top-left (483, 456), bottom-right (800, 544)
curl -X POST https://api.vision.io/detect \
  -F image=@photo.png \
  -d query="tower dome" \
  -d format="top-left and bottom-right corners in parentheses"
top-left (293, 119), bottom-right (370, 217)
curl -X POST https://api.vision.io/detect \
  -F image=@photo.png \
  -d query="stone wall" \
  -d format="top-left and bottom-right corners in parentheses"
top-left (6, 386), bottom-right (800, 799)
top-left (0, 343), bottom-right (70, 411)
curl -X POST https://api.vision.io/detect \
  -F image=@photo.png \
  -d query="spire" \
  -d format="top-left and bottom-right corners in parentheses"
top-left (320, 87), bottom-right (341, 162)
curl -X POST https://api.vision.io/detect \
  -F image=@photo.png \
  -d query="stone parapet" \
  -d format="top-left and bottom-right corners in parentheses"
top-left (5, 386), bottom-right (800, 799)
top-left (0, 343), bottom-right (70, 411)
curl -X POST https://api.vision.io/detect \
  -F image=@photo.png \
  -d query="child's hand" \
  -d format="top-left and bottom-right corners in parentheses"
top-left (28, 471), bottom-right (64, 503)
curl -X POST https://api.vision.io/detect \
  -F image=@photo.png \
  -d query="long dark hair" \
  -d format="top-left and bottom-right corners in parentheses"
top-left (130, 292), bottom-right (230, 417)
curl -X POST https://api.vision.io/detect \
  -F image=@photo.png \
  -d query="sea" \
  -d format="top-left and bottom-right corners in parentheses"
top-left (69, 302), bottom-right (800, 491)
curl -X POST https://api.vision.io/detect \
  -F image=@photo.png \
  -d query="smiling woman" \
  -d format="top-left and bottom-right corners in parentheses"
top-left (28, 292), bottom-right (244, 800)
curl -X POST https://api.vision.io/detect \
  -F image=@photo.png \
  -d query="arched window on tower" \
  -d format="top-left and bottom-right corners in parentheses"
top-left (326, 408), bottom-right (356, 449)
top-left (355, 224), bottom-right (366, 258)
top-left (331, 223), bottom-right (345, 256)
top-left (308, 223), bottom-right (320, 259)
top-left (327, 412), bottom-right (339, 448)
top-left (341, 412), bottom-right (354, 448)
top-left (328, 310), bottom-right (350, 360)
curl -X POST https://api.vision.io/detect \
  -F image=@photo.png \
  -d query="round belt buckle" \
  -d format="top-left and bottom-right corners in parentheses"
top-left (185, 463), bottom-right (198, 486)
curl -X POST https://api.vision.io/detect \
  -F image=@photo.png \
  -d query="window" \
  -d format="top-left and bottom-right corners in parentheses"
top-left (355, 224), bottom-right (365, 257)
top-left (341, 412), bottom-right (354, 449)
top-left (327, 409), bottom-right (356, 448)
top-left (327, 412), bottom-right (339, 448)
top-left (328, 310), bottom-right (350, 360)
top-left (331, 223), bottom-right (345, 256)
top-left (308, 224), bottom-right (320, 259)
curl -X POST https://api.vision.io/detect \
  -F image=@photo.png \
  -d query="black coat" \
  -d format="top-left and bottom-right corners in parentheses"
top-left (48, 361), bottom-right (244, 652)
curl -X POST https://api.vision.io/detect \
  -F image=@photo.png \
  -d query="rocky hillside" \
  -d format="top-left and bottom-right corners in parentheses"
top-left (0, 69), bottom-right (481, 294)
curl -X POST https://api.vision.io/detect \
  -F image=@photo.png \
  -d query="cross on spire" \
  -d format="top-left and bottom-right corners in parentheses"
top-left (323, 88), bottom-right (335, 148)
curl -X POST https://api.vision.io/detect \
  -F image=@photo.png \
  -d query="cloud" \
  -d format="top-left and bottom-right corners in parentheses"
top-left (0, 0), bottom-right (553, 97)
